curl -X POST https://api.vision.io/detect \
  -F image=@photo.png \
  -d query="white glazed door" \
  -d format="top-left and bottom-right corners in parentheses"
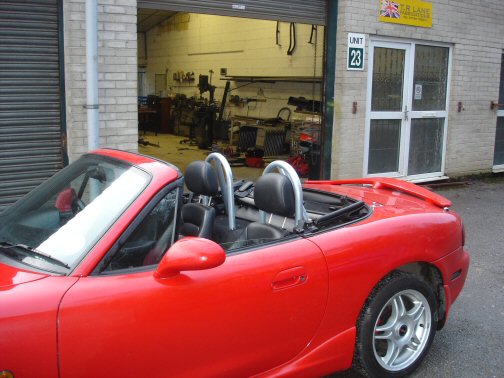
top-left (366, 41), bottom-right (450, 180)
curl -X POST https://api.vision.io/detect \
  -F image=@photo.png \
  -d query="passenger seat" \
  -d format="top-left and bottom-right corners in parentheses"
top-left (179, 161), bottom-right (219, 239)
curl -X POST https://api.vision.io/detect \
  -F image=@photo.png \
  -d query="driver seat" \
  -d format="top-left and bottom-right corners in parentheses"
top-left (236, 173), bottom-right (295, 242)
top-left (179, 161), bottom-right (219, 239)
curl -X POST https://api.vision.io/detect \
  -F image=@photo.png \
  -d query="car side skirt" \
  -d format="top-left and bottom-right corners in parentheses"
top-left (255, 327), bottom-right (356, 378)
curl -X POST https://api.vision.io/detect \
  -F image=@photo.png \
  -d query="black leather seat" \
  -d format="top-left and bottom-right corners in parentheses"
top-left (179, 161), bottom-right (219, 239)
top-left (236, 173), bottom-right (295, 243)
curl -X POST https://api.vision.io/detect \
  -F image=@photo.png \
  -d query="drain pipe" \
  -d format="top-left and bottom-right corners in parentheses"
top-left (86, 0), bottom-right (99, 150)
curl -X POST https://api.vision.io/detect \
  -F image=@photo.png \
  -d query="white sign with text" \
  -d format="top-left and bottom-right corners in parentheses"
top-left (347, 33), bottom-right (365, 70)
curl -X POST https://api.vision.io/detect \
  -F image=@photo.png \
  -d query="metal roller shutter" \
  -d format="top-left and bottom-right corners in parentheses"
top-left (0, 0), bottom-right (64, 212)
top-left (138, 0), bottom-right (327, 25)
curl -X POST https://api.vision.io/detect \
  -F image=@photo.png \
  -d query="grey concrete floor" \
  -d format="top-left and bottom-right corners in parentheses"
top-left (138, 132), bottom-right (265, 181)
top-left (334, 176), bottom-right (504, 377)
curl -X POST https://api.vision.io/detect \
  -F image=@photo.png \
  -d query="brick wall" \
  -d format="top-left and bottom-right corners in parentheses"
top-left (63, 0), bottom-right (138, 162)
top-left (62, 1), bottom-right (504, 177)
top-left (332, 0), bottom-right (504, 178)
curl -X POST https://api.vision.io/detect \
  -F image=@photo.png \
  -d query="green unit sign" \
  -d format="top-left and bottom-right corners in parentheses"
top-left (347, 33), bottom-right (365, 70)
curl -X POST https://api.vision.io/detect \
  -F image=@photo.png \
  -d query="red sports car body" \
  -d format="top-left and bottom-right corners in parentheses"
top-left (0, 149), bottom-right (469, 378)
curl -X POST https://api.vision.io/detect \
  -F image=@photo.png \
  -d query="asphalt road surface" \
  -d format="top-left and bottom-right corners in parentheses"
top-left (333, 176), bottom-right (504, 378)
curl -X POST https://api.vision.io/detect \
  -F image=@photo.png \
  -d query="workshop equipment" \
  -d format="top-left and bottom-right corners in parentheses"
top-left (287, 96), bottom-right (321, 113)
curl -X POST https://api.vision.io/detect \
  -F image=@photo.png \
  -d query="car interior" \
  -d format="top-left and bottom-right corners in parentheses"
top-left (99, 153), bottom-right (370, 272)
top-left (180, 153), bottom-right (370, 251)
top-left (0, 153), bottom-right (370, 273)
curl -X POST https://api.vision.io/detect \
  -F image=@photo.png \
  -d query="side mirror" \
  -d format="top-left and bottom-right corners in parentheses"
top-left (154, 237), bottom-right (226, 279)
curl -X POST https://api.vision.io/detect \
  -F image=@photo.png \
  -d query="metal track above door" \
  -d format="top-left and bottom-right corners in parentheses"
top-left (137, 0), bottom-right (327, 25)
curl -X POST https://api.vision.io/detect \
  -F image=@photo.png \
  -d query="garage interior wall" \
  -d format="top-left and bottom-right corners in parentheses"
top-left (142, 13), bottom-right (324, 120)
top-left (332, 0), bottom-right (504, 179)
top-left (63, 0), bottom-right (139, 163)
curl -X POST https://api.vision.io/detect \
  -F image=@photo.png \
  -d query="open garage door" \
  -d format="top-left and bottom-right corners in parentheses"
top-left (136, 1), bottom-right (327, 181)
top-left (0, 0), bottom-right (65, 212)
top-left (138, 0), bottom-right (327, 25)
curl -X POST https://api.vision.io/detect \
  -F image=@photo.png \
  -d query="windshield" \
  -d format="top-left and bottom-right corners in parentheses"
top-left (0, 155), bottom-right (150, 272)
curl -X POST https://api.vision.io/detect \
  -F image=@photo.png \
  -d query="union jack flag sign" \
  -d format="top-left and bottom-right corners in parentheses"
top-left (380, 0), bottom-right (401, 18)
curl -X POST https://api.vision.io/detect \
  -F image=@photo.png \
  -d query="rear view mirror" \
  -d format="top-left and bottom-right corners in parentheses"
top-left (155, 237), bottom-right (226, 279)
top-left (87, 166), bottom-right (107, 182)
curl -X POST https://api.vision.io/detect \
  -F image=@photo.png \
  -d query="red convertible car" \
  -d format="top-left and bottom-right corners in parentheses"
top-left (0, 149), bottom-right (469, 378)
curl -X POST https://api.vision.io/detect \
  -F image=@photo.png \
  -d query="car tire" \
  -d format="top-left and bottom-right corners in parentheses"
top-left (353, 271), bottom-right (438, 378)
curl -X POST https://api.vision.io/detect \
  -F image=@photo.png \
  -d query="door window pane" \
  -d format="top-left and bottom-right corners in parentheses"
top-left (368, 119), bottom-right (401, 174)
top-left (412, 45), bottom-right (449, 111)
top-left (102, 189), bottom-right (179, 271)
top-left (494, 117), bottom-right (504, 165)
top-left (371, 47), bottom-right (405, 111)
top-left (408, 118), bottom-right (444, 175)
top-left (499, 54), bottom-right (504, 104)
top-left (494, 54), bottom-right (504, 166)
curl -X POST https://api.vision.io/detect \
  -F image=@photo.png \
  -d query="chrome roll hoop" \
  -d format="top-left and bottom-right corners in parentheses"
top-left (204, 153), bottom-right (236, 230)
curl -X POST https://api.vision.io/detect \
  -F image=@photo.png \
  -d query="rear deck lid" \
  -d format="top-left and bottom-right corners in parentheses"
top-left (305, 177), bottom-right (452, 208)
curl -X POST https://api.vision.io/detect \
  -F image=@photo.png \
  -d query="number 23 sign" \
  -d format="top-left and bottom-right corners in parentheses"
top-left (347, 33), bottom-right (365, 70)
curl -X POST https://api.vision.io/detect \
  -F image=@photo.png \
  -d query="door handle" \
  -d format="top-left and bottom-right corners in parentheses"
top-left (272, 266), bottom-right (307, 290)
top-left (404, 105), bottom-right (409, 121)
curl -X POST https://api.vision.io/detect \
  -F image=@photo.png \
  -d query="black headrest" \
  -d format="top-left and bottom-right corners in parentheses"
top-left (185, 161), bottom-right (219, 196)
top-left (254, 173), bottom-right (295, 218)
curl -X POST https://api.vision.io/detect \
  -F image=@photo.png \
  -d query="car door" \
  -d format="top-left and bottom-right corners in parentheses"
top-left (58, 235), bottom-right (328, 377)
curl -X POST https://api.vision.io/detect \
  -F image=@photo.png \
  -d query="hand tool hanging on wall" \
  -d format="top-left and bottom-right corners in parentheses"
top-left (208, 69), bottom-right (214, 87)
top-left (287, 22), bottom-right (296, 55)
top-left (308, 25), bottom-right (317, 44)
top-left (229, 95), bottom-right (266, 107)
top-left (276, 21), bottom-right (281, 46)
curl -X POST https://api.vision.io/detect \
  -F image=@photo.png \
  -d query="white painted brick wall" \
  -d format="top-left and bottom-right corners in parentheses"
top-left (63, 0), bottom-right (138, 162)
top-left (332, 0), bottom-right (504, 179)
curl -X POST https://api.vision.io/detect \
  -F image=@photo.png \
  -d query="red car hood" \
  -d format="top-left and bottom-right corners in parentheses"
top-left (0, 262), bottom-right (49, 288)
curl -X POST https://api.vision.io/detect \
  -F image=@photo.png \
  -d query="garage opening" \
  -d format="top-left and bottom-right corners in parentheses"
top-left (136, 2), bottom-right (326, 181)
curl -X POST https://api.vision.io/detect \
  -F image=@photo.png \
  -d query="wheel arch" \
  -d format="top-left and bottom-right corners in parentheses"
top-left (395, 262), bottom-right (447, 330)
